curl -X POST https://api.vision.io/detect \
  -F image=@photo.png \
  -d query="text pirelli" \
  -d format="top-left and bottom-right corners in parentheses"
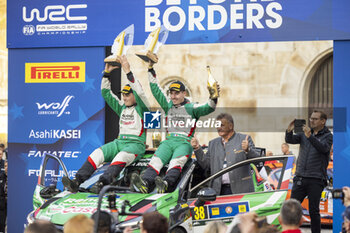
top-left (25, 62), bottom-right (85, 83)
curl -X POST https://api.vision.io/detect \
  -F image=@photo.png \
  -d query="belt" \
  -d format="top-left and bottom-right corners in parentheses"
top-left (166, 133), bottom-right (191, 141)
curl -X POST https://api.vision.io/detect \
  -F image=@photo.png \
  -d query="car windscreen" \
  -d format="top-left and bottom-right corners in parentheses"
top-left (189, 155), bottom-right (295, 197)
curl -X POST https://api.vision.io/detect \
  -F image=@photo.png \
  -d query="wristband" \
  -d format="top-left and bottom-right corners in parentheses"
top-left (102, 70), bottom-right (111, 77)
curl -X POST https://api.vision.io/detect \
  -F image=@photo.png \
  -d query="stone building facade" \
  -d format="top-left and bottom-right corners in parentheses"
top-left (124, 41), bottom-right (333, 155)
top-left (0, 0), bottom-right (7, 144)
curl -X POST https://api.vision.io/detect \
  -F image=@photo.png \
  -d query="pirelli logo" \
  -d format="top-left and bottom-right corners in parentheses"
top-left (25, 62), bottom-right (85, 83)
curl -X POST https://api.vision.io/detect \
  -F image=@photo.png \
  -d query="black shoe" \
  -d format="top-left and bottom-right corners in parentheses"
top-left (155, 176), bottom-right (168, 194)
top-left (62, 176), bottom-right (80, 193)
top-left (90, 181), bottom-right (104, 194)
top-left (130, 173), bottom-right (149, 193)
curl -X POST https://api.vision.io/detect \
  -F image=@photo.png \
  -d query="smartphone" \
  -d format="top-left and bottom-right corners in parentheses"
top-left (294, 119), bottom-right (306, 134)
top-left (332, 189), bottom-right (344, 200)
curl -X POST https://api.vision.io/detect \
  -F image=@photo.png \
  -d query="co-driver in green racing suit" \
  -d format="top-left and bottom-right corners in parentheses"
top-left (63, 55), bottom-right (150, 193)
top-left (131, 64), bottom-right (220, 193)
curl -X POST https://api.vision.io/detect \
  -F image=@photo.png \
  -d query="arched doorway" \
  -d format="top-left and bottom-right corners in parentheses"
top-left (308, 54), bottom-right (333, 127)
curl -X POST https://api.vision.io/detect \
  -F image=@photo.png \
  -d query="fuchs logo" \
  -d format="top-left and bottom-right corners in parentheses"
top-left (25, 62), bottom-right (85, 83)
top-left (23, 25), bottom-right (35, 35)
top-left (36, 95), bottom-right (74, 117)
top-left (22, 5), bottom-right (87, 22)
top-left (144, 111), bottom-right (161, 129)
top-left (28, 169), bottom-right (77, 177)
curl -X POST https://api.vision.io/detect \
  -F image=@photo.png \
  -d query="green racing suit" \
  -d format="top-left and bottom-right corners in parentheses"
top-left (75, 71), bottom-right (150, 186)
top-left (142, 68), bottom-right (217, 190)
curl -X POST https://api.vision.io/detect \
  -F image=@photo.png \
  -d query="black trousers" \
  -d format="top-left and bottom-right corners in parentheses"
top-left (220, 184), bottom-right (232, 195)
top-left (0, 205), bottom-right (6, 233)
top-left (291, 176), bottom-right (325, 233)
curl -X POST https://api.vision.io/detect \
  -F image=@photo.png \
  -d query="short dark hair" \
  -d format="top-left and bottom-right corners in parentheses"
top-left (25, 220), bottom-right (58, 233)
top-left (142, 212), bottom-right (168, 233)
top-left (91, 211), bottom-right (112, 233)
top-left (216, 113), bottom-right (234, 126)
top-left (280, 199), bottom-right (303, 226)
top-left (312, 110), bottom-right (327, 121)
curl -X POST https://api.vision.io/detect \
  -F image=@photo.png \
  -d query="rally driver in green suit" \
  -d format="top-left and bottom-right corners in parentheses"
top-left (131, 63), bottom-right (220, 193)
top-left (63, 55), bottom-right (150, 193)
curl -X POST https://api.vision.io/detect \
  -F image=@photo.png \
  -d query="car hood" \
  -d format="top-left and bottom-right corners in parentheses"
top-left (34, 190), bottom-right (178, 225)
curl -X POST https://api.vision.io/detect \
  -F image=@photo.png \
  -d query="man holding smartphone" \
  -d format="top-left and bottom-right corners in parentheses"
top-left (285, 110), bottom-right (333, 233)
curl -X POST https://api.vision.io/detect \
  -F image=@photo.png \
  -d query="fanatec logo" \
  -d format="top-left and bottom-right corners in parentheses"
top-left (36, 95), bottom-right (74, 117)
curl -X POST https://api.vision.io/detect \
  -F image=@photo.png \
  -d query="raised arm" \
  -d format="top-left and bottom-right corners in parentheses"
top-left (101, 63), bottom-right (124, 116)
top-left (119, 55), bottom-right (150, 112)
top-left (192, 83), bottom-right (220, 118)
top-left (285, 120), bottom-right (302, 144)
top-left (192, 100), bottom-right (216, 118)
top-left (147, 67), bottom-right (170, 113)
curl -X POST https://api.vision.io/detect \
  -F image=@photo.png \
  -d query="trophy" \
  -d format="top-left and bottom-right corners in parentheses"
top-left (152, 132), bottom-right (162, 148)
top-left (135, 25), bottom-right (169, 63)
top-left (104, 24), bottom-right (134, 66)
top-left (207, 66), bottom-right (220, 99)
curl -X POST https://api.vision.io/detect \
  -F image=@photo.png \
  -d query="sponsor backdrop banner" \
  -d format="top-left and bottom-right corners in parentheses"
top-left (8, 47), bottom-right (105, 233)
top-left (6, 0), bottom-right (350, 232)
top-left (7, 0), bottom-right (350, 48)
top-left (333, 41), bottom-right (350, 233)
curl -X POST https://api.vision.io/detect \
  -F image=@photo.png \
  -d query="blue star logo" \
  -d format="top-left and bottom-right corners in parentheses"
top-left (144, 111), bottom-right (161, 129)
top-left (80, 120), bottom-right (102, 148)
top-left (67, 107), bottom-right (88, 128)
top-left (9, 103), bottom-right (24, 119)
top-left (82, 74), bottom-right (96, 92)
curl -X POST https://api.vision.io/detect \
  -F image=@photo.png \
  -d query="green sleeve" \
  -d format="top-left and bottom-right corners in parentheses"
top-left (126, 72), bottom-right (150, 114)
top-left (191, 99), bottom-right (216, 118)
top-left (134, 91), bottom-right (149, 116)
top-left (148, 69), bottom-right (170, 113)
top-left (101, 77), bottom-right (124, 116)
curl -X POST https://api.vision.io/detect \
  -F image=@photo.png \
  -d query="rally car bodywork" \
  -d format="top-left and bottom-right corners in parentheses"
top-left (28, 153), bottom-right (295, 232)
top-left (262, 160), bottom-right (334, 225)
top-left (300, 162), bottom-right (333, 225)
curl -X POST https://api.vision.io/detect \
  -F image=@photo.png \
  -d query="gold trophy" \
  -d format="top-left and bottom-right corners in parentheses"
top-left (152, 132), bottom-right (162, 148)
top-left (136, 26), bottom-right (169, 63)
top-left (104, 24), bottom-right (134, 66)
top-left (207, 66), bottom-right (220, 99)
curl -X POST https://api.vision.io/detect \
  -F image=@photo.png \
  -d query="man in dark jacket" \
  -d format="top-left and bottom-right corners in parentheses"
top-left (191, 113), bottom-right (259, 195)
top-left (285, 110), bottom-right (333, 233)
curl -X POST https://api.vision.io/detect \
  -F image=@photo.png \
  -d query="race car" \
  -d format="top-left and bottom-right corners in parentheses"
top-left (27, 152), bottom-right (295, 232)
top-left (254, 160), bottom-right (334, 225)
top-left (300, 161), bottom-right (333, 225)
